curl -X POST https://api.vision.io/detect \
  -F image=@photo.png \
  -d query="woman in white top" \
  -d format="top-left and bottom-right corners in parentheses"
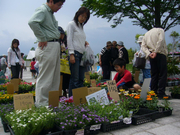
top-left (67, 7), bottom-right (90, 97)
top-left (7, 39), bottom-right (22, 79)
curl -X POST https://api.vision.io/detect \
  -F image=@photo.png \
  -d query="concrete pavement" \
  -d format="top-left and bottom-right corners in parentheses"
top-left (0, 69), bottom-right (180, 135)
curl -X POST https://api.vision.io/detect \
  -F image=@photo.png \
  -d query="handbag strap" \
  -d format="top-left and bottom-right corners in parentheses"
top-left (13, 49), bottom-right (19, 59)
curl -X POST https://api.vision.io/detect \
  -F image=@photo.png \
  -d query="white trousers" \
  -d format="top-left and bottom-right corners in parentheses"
top-left (35, 42), bottom-right (60, 107)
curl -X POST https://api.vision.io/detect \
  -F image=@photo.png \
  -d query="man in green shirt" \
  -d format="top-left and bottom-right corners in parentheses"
top-left (28, 0), bottom-right (65, 107)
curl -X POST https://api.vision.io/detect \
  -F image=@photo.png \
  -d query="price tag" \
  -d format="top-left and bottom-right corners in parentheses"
top-left (110, 120), bottom-right (120, 124)
top-left (90, 124), bottom-right (101, 130)
top-left (75, 129), bottom-right (84, 135)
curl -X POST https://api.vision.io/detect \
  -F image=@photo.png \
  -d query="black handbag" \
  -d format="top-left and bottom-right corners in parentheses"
top-left (134, 56), bottom-right (146, 69)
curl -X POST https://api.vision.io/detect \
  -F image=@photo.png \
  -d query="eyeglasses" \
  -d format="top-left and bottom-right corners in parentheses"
top-left (114, 66), bottom-right (119, 69)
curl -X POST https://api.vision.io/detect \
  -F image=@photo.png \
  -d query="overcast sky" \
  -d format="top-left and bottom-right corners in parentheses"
top-left (0, 0), bottom-right (180, 56)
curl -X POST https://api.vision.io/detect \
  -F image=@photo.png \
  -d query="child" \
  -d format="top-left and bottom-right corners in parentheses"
top-left (113, 58), bottom-right (141, 91)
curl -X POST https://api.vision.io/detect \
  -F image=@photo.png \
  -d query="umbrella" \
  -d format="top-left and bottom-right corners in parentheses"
top-left (26, 51), bottom-right (35, 60)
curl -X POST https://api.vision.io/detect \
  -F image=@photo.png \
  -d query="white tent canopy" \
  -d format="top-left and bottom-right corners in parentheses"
top-left (26, 51), bottom-right (35, 60)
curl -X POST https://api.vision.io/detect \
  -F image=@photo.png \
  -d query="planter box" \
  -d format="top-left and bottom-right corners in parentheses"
top-left (171, 93), bottom-right (180, 99)
top-left (100, 120), bottom-right (130, 132)
top-left (132, 108), bottom-right (158, 125)
top-left (1, 119), bottom-right (10, 133)
top-left (154, 108), bottom-right (173, 119)
top-left (63, 129), bottom-right (83, 135)
top-left (7, 124), bottom-right (63, 135)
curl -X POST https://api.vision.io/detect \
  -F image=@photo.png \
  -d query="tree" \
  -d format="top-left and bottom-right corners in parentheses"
top-left (169, 31), bottom-right (180, 53)
top-left (31, 47), bottom-right (35, 51)
top-left (82, 0), bottom-right (180, 31)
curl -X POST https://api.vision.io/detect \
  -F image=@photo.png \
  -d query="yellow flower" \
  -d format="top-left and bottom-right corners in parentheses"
top-left (120, 89), bottom-right (125, 92)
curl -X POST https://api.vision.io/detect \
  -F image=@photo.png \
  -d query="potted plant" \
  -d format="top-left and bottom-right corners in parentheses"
top-left (0, 103), bottom-right (14, 132)
top-left (5, 106), bottom-right (58, 135)
top-left (169, 86), bottom-right (180, 99)
top-left (54, 103), bottom-right (105, 135)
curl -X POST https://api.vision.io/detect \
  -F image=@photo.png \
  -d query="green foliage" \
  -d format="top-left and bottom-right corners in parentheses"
top-left (167, 57), bottom-right (180, 76)
top-left (144, 96), bottom-right (159, 110)
top-left (82, 0), bottom-right (180, 31)
top-left (169, 31), bottom-right (180, 53)
top-left (5, 106), bottom-right (56, 135)
top-left (169, 86), bottom-right (180, 94)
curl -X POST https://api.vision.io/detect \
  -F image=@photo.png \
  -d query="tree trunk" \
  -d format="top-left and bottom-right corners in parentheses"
top-left (155, 0), bottom-right (161, 27)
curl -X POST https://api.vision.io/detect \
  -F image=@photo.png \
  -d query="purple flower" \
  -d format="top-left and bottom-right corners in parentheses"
top-left (62, 126), bottom-right (65, 129)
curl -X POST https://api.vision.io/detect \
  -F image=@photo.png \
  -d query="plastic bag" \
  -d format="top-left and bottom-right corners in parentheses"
top-left (80, 46), bottom-right (94, 67)
top-left (6, 67), bottom-right (11, 80)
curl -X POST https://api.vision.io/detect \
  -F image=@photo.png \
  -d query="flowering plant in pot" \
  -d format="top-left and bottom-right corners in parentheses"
top-left (143, 93), bottom-right (159, 110)
top-left (0, 93), bottom-right (13, 104)
top-left (5, 106), bottom-right (56, 135)
top-left (54, 103), bottom-right (106, 131)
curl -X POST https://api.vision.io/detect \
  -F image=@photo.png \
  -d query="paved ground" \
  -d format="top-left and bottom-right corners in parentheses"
top-left (0, 69), bottom-right (180, 135)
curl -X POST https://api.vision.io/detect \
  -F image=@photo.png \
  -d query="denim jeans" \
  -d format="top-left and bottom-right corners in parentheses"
top-left (142, 69), bottom-right (151, 80)
top-left (68, 51), bottom-right (86, 97)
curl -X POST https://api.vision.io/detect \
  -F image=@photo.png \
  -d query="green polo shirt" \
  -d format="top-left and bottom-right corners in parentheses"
top-left (28, 4), bottom-right (60, 42)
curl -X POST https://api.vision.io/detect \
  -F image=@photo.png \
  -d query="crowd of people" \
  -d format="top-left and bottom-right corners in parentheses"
top-left (1, 0), bottom-right (169, 107)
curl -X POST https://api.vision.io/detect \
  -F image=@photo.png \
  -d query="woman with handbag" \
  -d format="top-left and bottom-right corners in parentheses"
top-left (7, 39), bottom-right (22, 79)
top-left (66, 7), bottom-right (90, 97)
top-left (135, 36), bottom-right (151, 84)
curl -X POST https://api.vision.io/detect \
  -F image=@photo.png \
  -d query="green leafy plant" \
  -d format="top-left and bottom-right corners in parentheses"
top-left (169, 85), bottom-right (180, 94)
top-left (5, 106), bottom-right (56, 135)
top-left (0, 103), bottom-right (14, 121)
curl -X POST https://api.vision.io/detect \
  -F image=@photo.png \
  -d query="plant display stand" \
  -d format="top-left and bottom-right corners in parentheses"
top-left (154, 108), bottom-right (173, 119)
top-left (100, 120), bottom-right (129, 132)
top-left (7, 124), bottom-right (63, 135)
top-left (1, 119), bottom-right (9, 133)
top-left (132, 108), bottom-right (158, 125)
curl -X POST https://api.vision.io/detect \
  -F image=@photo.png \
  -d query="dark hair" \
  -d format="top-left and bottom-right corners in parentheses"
top-left (106, 41), bottom-right (112, 46)
top-left (32, 58), bottom-right (35, 61)
top-left (11, 39), bottom-right (20, 51)
top-left (73, 7), bottom-right (90, 27)
top-left (113, 58), bottom-right (126, 68)
top-left (21, 53), bottom-right (24, 56)
top-left (47, 0), bottom-right (65, 4)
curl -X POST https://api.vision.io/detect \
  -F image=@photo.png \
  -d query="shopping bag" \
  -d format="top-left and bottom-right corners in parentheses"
top-left (6, 67), bottom-right (11, 80)
top-left (134, 57), bottom-right (146, 69)
top-left (80, 46), bottom-right (94, 67)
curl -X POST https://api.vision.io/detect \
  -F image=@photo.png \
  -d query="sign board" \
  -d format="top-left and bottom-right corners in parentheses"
top-left (10, 79), bottom-right (21, 92)
top-left (7, 83), bottom-right (14, 94)
top-left (13, 93), bottom-right (34, 110)
top-left (91, 79), bottom-right (96, 87)
top-left (134, 71), bottom-right (140, 83)
top-left (110, 71), bottom-right (117, 80)
top-left (140, 78), bottom-right (151, 101)
top-left (85, 72), bottom-right (91, 83)
top-left (87, 87), bottom-right (101, 95)
top-left (59, 75), bottom-right (63, 96)
top-left (86, 89), bottom-right (109, 105)
top-left (72, 87), bottom-right (88, 106)
top-left (49, 91), bottom-right (59, 107)
top-left (106, 80), bottom-right (120, 102)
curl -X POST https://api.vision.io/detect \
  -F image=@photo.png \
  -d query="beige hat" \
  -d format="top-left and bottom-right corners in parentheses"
top-left (137, 36), bottom-right (144, 43)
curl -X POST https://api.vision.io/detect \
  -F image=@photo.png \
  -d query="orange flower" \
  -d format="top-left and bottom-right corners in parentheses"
top-left (150, 93), bottom-right (155, 96)
top-left (163, 96), bottom-right (169, 99)
top-left (147, 95), bottom-right (151, 98)
top-left (129, 94), bottom-right (134, 97)
top-left (134, 96), bottom-right (140, 99)
top-left (107, 92), bottom-right (110, 96)
top-left (146, 98), bottom-right (152, 101)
